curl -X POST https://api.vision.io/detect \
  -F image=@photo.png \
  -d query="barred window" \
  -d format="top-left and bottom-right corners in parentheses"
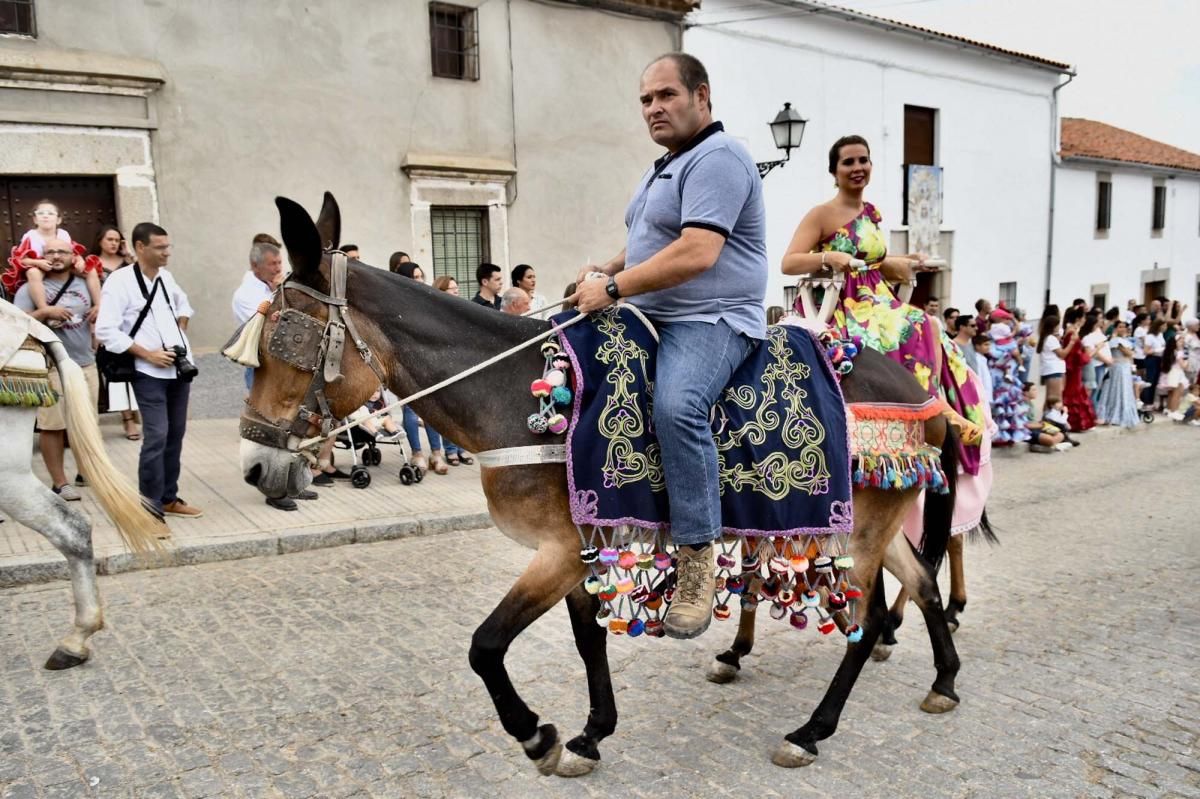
top-left (430, 207), bottom-right (489, 289)
top-left (429, 3), bottom-right (479, 81)
top-left (0, 0), bottom-right (36, 36)
top-left (998, 281), bottom-right (1017, 309)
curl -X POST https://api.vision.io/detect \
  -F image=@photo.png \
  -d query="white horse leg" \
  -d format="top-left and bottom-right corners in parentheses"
top-left (0, 410), bottom-right (102, 669)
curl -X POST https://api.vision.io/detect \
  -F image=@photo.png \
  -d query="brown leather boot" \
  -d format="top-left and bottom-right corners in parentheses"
top-left (663, 543), bottom-right (715, 639)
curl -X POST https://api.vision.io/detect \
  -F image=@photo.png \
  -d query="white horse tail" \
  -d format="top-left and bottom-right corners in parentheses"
top-left (47, 341), bottom-right (169, 553)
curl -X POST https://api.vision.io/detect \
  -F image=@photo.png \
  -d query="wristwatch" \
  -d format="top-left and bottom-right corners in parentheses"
top-left (605, 275), bottom-right (621, 301)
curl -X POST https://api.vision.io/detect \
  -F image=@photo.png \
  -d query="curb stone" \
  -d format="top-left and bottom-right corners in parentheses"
top-left (0, 510), bottom-right (494, 589)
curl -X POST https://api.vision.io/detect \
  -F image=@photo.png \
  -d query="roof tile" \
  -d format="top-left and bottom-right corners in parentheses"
top-left (1060, 118), bottom-right (1200, 173)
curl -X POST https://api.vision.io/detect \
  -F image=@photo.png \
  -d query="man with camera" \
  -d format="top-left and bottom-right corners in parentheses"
top-left (96, 222), bottom-right (203, 518)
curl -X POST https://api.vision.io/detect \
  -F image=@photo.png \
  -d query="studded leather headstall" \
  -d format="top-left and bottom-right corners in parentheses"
top-left (240, 251), bottom-right (387, 454)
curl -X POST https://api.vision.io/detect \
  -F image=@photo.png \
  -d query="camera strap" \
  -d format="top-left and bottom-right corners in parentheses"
top-left (133, 263), bottom-right (186, 352)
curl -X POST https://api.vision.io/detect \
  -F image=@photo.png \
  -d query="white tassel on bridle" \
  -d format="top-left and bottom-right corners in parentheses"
top-left (223, 300), bottom-right (271, 367)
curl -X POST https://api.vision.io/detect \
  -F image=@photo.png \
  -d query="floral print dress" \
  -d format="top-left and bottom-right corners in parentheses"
top-left (800, 202), bottom-right (985, 475)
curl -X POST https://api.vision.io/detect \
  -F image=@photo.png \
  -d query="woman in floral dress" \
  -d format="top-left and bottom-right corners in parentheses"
top-left (782, 134), bottom-right (991, 550)
top-left (781, 135), bottom-right (986, 461)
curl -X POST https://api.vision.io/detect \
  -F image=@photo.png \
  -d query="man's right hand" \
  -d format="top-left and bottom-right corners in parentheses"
top-left (37, 307), bottom-right (73, 324)
top-left (142, 348), bottom-right (177, 368)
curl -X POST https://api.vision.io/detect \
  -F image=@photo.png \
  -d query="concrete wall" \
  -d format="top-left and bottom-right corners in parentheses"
top-left (685, 0), bottom-right (1063, 315)
top-left (1051, 163), bottom-right (1200, 310)
top-left (2, 0), bottom-right (675, 348)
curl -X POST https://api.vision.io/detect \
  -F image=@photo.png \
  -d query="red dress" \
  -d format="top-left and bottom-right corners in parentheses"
top-left (1063, 332), bottom-right (1096, 432)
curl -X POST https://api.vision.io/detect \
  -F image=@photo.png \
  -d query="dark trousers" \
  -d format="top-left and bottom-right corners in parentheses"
top-left (131, 373), bottom-right (190, 510)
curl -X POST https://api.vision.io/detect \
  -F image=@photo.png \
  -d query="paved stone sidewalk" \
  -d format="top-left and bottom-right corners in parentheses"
top-left (0, 417), bottom-right (490, 587)
top-left (1, 421), bottom-right (1197, 797)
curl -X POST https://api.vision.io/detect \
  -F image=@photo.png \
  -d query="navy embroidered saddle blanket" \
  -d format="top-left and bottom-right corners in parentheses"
top-left (554, 308), bottom-right (853, 537)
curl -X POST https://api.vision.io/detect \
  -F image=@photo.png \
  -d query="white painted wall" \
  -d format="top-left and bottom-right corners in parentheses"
top-left (684, 0), bottom-right (1063, 315)
top-left (1051, 163), bottom-right (1200, 310)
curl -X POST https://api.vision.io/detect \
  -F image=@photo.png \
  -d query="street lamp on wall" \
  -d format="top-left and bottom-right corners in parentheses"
top-left (757, 102), bottom-right (808, 179)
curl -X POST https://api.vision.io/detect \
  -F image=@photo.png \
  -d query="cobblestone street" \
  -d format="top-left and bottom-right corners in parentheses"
top-left (2, 423), bottom-right (1198, 798)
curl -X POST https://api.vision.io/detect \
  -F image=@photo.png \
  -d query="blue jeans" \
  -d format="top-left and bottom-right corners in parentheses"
top-left (403, 406), bottom-right (443, 453)
top-left (131, 373), bottom-right (191, 511)
top-left (653, 319), bottom-right (755, 546)
top-left (244, 367), bottom-right (254, 391)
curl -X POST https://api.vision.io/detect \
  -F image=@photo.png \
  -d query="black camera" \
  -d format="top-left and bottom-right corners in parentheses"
top-left (171, 345), bottom-right (199, 382)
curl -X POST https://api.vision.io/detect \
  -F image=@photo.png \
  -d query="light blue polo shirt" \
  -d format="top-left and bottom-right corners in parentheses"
top-left (624, 122), bottom-right (767, 339)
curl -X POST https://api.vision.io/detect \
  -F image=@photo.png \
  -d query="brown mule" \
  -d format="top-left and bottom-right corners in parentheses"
top-left (238, 194), bottom-right (962, 775)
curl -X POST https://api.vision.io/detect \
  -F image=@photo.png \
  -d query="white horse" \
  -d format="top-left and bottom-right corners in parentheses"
top-left (0, 299), bottom-right (168, 669)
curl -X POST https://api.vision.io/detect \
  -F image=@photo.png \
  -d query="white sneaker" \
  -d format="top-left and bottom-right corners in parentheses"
top-left (1054, 442), bottom-right (1073, 452)
top-left (1168, 411), bottom-right (1185, 422)
top-left (375, 430), bottom-right (401, 443)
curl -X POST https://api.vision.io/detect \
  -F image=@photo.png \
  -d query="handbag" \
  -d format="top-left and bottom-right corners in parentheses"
top-left (96, 270), bottom-right (160, 384)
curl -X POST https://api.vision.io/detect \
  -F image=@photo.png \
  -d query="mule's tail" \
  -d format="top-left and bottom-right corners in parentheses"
top-left (919, 423), bottom-right (958, 571)
top-left (48, 341), bottom-right (169, 553)
top-left (967, 508), bottom-right (999, 546)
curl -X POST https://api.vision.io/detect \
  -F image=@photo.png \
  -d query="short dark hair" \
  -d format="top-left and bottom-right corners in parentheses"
top-left (342, 243), bottom-right (359, 252)
top-left (828, 135), bottom-right (870, 175)
top-left (954, 316), bottom-right (977, 334)
top-left (974, 298), bottom-right (990, 312)
top-left (511, 264), bottom-right (534, 286)
top-left (972, 334), bottom-right (991, 347)
top-left (942, 307), bottom-right (959, 322)
top-left (925, 296), bottom-right (939, 305)
top-left (131, 222), bottom-right (168, 248)
top-left (651, 53), bottom-right (712, 111)
top-left (476, 262), bottom-right (501, 285)
top-left (1072, 297), bottom-right (1087, 307)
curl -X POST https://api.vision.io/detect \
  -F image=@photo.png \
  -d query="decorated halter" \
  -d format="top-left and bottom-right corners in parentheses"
top-left (232, 251), bottom-right (387, 455)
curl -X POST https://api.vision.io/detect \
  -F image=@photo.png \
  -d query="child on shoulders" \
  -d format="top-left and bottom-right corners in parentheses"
top-left (2, 199), bottom-right (103, 317)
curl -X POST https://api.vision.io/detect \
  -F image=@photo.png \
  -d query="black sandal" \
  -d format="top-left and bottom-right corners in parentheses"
top-left (458, 454), bottom-right (474, 466)
top-left (445, 453), bottom-right (461, 466)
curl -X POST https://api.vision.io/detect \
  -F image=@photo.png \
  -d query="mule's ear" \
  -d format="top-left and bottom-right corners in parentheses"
top-left (315, 191), bottom-right (341, 251)
top-left (276, 196), bottom-right (322, 282)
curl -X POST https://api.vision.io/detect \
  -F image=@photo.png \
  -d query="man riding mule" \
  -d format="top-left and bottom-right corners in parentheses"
top-left (572, 52), bottom-right (767, 639)
top-left (237, 183), bottom-right (966, 774)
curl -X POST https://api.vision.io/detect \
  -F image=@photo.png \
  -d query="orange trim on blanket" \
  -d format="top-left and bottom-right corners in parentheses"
top-left (846, 397), bottom-right (948, 422)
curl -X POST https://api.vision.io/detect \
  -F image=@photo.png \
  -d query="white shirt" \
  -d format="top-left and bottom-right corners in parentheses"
top-left (1039, 334), bottom-right (1065, 376)
top-left (95, 264), bottom-right (194, 380)
top-left (1143, 332), bottom-right (1166, 357)
top-left (975, 351), bottom-right (994, 406)
top-left (232, 270), bottom-right (275, 324)
top-left (1132, 327), bottom-right (1147, 359)
top-left (1083, 330), bottom-right (1111, 364)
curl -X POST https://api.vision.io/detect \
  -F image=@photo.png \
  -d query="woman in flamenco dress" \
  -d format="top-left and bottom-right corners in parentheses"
top-left (781, 133), bottom-right (992, 555)
top-left (986, 312), bottom-right (1032, 446)
top-left (1061, 307), bottom-right (1097, 432)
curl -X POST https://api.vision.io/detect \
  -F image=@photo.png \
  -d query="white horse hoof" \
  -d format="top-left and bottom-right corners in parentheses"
top-left (920, 691), bottom-right (959, 714)
top-left (707, 660), bottom-right (739, 684)
top-left (555, 748), bottom-right (599, 777)
top-left (770, 740), bottom-right (817, 768)
top-left (532, 740), bottom-right (562, 776)
top-left (870, 643), bottom-right (893, 662)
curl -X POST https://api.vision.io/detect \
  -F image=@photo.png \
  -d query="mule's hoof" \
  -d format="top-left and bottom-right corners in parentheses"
top-left (522, 724), bottom-right (562, 776)
top-left (870, 643), bottom-right (893, 662)
top-left (920, 691), bottom-right (959, 714)
top-left (707, 659), bottom-right (739, 684)
top-left (770, 740), bottom-right (817, 768)
top-left (946, 618), bottom-right (961, 634)
top-left (44, 647), bottom-right (88, 671)
top-left (556, 748), bottom-right (599, 777)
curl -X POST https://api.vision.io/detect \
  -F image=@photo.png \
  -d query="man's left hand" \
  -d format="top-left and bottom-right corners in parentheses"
top-left (570, 276), bottom-right (615, 314)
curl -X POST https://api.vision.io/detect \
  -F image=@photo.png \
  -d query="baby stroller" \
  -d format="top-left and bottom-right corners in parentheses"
top-left (335, 423), bottom-right (378, 488)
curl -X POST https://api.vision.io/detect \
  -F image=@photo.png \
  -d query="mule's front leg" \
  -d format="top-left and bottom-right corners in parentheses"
top-left (554, 585), bottom-right (617, 777)
top-left (5, 475), bottom-right (103, 669)
top-left (708, 600), bottom-right (758, 684)
top-left (468, 543), bottom-right (585, 776)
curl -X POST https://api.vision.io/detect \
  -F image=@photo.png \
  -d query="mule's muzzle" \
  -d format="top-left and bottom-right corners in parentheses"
top-left (240, 439), bottom-right (312, 499)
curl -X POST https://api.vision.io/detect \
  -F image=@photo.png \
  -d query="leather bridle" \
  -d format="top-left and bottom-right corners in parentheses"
top-left (239, 251), bottom-right (387, 455)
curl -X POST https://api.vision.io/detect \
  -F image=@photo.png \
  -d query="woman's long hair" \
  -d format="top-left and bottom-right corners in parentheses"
top-left (1036, 314), bottom-right (1060, 354)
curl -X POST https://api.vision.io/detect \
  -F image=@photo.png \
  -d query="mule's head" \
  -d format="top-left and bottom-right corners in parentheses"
top-left (239, 192), bottom-right (389, 498)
